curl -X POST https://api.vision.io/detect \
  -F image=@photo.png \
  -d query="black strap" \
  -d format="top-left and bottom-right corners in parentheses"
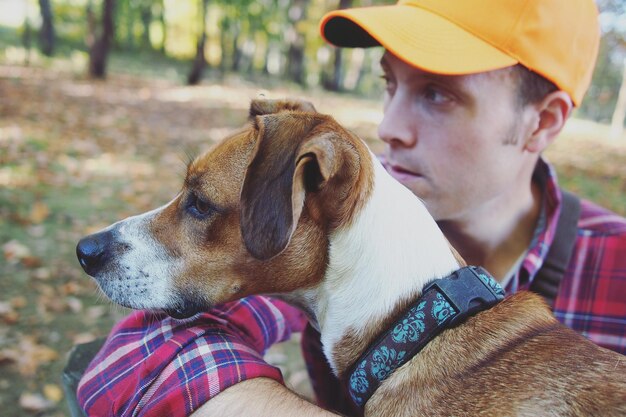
top-left (530, 189), bottom-right (581, 307)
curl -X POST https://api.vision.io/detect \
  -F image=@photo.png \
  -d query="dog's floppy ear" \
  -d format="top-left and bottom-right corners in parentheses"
top-left (249, 98), bottom-right (316, 118)
top-left (240, 111), bottom-right (338, 261)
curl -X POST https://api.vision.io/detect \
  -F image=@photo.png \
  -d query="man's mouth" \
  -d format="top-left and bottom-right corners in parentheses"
top-left (388, 164), bottom-right (423, 182)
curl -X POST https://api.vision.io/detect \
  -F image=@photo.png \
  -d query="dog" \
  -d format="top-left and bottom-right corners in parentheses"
top-left (77, 99), bottom-right (626, 416)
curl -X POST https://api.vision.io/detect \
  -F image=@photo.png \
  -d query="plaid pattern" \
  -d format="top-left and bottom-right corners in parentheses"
top-left (77, 297), bottom-right (307, 416)
top-left (509, 159), bottom-right (626, 353)
top-left (554, 201), bottom-right (626, 350)
top-left (78, 158), bottom-right (626, 416)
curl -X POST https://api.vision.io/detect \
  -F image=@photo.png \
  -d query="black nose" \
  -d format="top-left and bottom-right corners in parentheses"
top-left (76, 230), bottom-right (115, 276)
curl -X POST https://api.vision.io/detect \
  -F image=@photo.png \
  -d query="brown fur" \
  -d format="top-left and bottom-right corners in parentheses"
top-left (366, 292), bottom-right (626, 416)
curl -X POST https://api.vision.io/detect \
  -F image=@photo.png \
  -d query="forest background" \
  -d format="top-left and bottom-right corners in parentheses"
top-left (1, 1), bottom-right (626, 416)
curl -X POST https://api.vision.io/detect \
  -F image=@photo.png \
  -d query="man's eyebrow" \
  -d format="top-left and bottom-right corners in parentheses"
top-left (420, 72), bottom-right (464, 86)
top-left (380, 54), bottom-right (462, 84)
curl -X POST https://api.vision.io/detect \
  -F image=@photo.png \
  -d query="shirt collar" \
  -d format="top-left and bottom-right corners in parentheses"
top-left (505, 157), bottom-right (562, 293)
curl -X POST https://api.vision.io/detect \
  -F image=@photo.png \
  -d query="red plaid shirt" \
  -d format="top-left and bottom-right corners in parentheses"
top-left (78, 159), bottom-right (626, 416)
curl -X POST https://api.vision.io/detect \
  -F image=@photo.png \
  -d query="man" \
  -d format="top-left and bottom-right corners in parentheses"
top-left (77, 1), bottom-right (626, 416)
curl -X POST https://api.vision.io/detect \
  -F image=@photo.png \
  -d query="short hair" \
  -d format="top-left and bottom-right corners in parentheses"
top-left (512, 64), bottom-right (559, 107)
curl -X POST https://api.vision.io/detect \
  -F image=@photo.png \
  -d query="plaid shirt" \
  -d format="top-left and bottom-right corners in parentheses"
top-left (78, 158), bottom-right (626, 416)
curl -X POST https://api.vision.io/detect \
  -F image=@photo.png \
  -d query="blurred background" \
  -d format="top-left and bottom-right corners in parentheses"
top-left (0, 1), bottom-right (625, 416)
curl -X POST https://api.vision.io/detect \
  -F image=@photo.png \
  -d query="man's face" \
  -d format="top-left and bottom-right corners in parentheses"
top-left (379, 52), bottom-right (537, 222)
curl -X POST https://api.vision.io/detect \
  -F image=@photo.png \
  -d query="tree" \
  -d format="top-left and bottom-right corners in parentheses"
top-left (598, 0), bottom-right (626, 139)
top-left (38, 0), bottom-right (55, 56)
top-left (156, 0), bottom-right (167, 54)
top-left (21, 2), bottom-right (33, 65)
top-left (187, 0), bottom-right (210, 85)
top-left (326, 0), bottom-right (352, 91)
top-left (140, 2), bottom-right (152, 49)
top-left (610, 58), bottom-right (626, 139)
top-left (285, 0), bottom-right (310, 85)
top-left (88, 0), bottom-right (117, 79)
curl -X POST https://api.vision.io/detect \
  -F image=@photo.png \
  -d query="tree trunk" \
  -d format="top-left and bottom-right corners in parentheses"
top-left (86, 0), bottom-right (96, 50)
top-left (231, 21), bottom-right (242, 72)
top-left (262, 43), bottom-right (270, 75)
top-left (22, 0), bottom-right (32, 65)
top-left (38, 0), bottom-right (55, 56)
top-left (327, 0), bottom-right (352, 91)
top-left (219, 15), bottom-right (229, 72)
top-left (187, 0), bottom-right (209, 85)
top-left (286, 0), bottom-right (310, 85)
top-left (610, 58), bottom-right (626, 140)
top-left (159, 0), bottom-right (167, 54)
top-left (89, 0), bottom-right (116, 79)
top-left (140, 5), bottom-right (152, 49)
top-left (354, 48), bottom-right (371, 92)
top-left (124, 0), bottom-right (134, 49)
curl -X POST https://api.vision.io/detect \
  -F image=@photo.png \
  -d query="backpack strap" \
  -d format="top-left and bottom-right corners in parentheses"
top-left (529, 189), bottom-right (581, 308)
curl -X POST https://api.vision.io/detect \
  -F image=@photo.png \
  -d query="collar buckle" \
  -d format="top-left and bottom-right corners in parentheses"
top-left (423, 266), bottom-right (505, 327)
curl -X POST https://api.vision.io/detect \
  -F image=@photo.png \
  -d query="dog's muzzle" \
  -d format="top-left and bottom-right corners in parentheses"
top-left (76, 230), bottom-right (116, 277)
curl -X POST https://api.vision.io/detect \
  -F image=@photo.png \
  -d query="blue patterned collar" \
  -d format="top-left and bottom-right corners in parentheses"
top-left (346, 266), bottom-right (505, 408)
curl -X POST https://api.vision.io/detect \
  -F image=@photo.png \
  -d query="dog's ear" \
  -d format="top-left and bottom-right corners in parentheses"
top-left (240, 112), bottom-right (340, 261)
top-left (249, 98), bottom-right (316, 119)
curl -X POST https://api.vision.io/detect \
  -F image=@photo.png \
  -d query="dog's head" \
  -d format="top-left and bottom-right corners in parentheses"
top-left (76, 99), bottom-right (373, 318)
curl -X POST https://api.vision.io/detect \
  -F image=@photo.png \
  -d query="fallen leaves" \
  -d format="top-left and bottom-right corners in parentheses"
top-left (29, 201), bottom-right (51, 224)
top-left (0, 335), bottom-right (59, 377)
top-left (18, 384), bottom-right (64, 412)
top-left (3, 239), bottom-right (42, 268)
top-left (19, 392), bottom-right (56, 412)
top-left (2, 240), bottom-right (31, 264)
top-left (0, 296), bottom-right (26, 324)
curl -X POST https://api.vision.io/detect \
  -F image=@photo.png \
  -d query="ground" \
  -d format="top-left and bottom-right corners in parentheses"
top-left (1, 61), bottom-right (625, 417)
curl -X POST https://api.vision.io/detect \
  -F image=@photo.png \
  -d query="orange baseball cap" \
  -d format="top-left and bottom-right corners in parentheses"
top-left (320, 0), bottom-right (600, 106)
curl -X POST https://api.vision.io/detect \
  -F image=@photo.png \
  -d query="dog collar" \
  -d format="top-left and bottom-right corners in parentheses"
top-left (346, 266), bottom-right (505, 408)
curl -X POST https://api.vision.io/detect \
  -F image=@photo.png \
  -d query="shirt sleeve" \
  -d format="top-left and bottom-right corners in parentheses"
top-left (77, 296), bottom-right (308, 417)
top-left (554, 199), bottom-right (626, 354)
top-left (301, 324), bottom-right (362, 416)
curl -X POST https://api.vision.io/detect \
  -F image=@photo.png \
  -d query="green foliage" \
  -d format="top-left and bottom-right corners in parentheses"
top-left (0, 0), bottom-right (392, 95)
top-left (578, 28), bottom-right (625, 122)
top-left (2, 0), bottom-right (625, 116)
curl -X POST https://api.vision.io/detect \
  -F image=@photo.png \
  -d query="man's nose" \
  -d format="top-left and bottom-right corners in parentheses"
top-left (378, 96), bottom-right (416, 148)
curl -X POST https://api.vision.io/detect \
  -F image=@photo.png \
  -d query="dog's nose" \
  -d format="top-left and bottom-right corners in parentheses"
top-left (76, 230), bottom-right (114, 276)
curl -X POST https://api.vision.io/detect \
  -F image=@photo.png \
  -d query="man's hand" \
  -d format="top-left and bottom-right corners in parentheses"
top-left (192, 378), bottom-right (341, 417)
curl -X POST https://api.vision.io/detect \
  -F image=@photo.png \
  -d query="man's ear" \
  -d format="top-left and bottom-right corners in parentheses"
top-left (240, 113), bottom-right (338, 261)
top-left (524, 91), bottom-right (573, 153)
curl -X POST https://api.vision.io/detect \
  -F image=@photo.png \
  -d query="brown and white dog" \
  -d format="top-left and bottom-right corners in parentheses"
top-left (77, 99), bottom-right (626, 416)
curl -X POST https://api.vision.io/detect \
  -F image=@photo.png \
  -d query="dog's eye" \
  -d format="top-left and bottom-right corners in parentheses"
top-left (187, 193), bottom-right (214, 219)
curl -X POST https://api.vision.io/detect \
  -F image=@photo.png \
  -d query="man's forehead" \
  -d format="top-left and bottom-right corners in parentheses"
top-left (380, 50), bottom-right (516, 86)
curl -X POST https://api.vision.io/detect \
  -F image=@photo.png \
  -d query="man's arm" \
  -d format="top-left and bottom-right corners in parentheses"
top-left (77, 296), bottom-right (309, 416)
top-left (192, 378), bottom-right (340, 417)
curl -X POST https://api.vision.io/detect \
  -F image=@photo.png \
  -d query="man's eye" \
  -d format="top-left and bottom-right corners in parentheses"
top-left (380, 74), bottom-right (395, 93)
top-left (424, 85), bottom-right (452, 105)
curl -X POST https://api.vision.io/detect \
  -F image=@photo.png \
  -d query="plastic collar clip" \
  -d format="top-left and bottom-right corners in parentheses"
top-left (422, 266), bottom-right (506, 328)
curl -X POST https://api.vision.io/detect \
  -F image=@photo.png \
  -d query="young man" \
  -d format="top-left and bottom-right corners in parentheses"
top-left (77, 1), bottom-right (626, 416)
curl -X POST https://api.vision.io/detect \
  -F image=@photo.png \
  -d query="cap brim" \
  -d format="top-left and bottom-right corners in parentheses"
top-left (320, 5), bottom-right (518, 75)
